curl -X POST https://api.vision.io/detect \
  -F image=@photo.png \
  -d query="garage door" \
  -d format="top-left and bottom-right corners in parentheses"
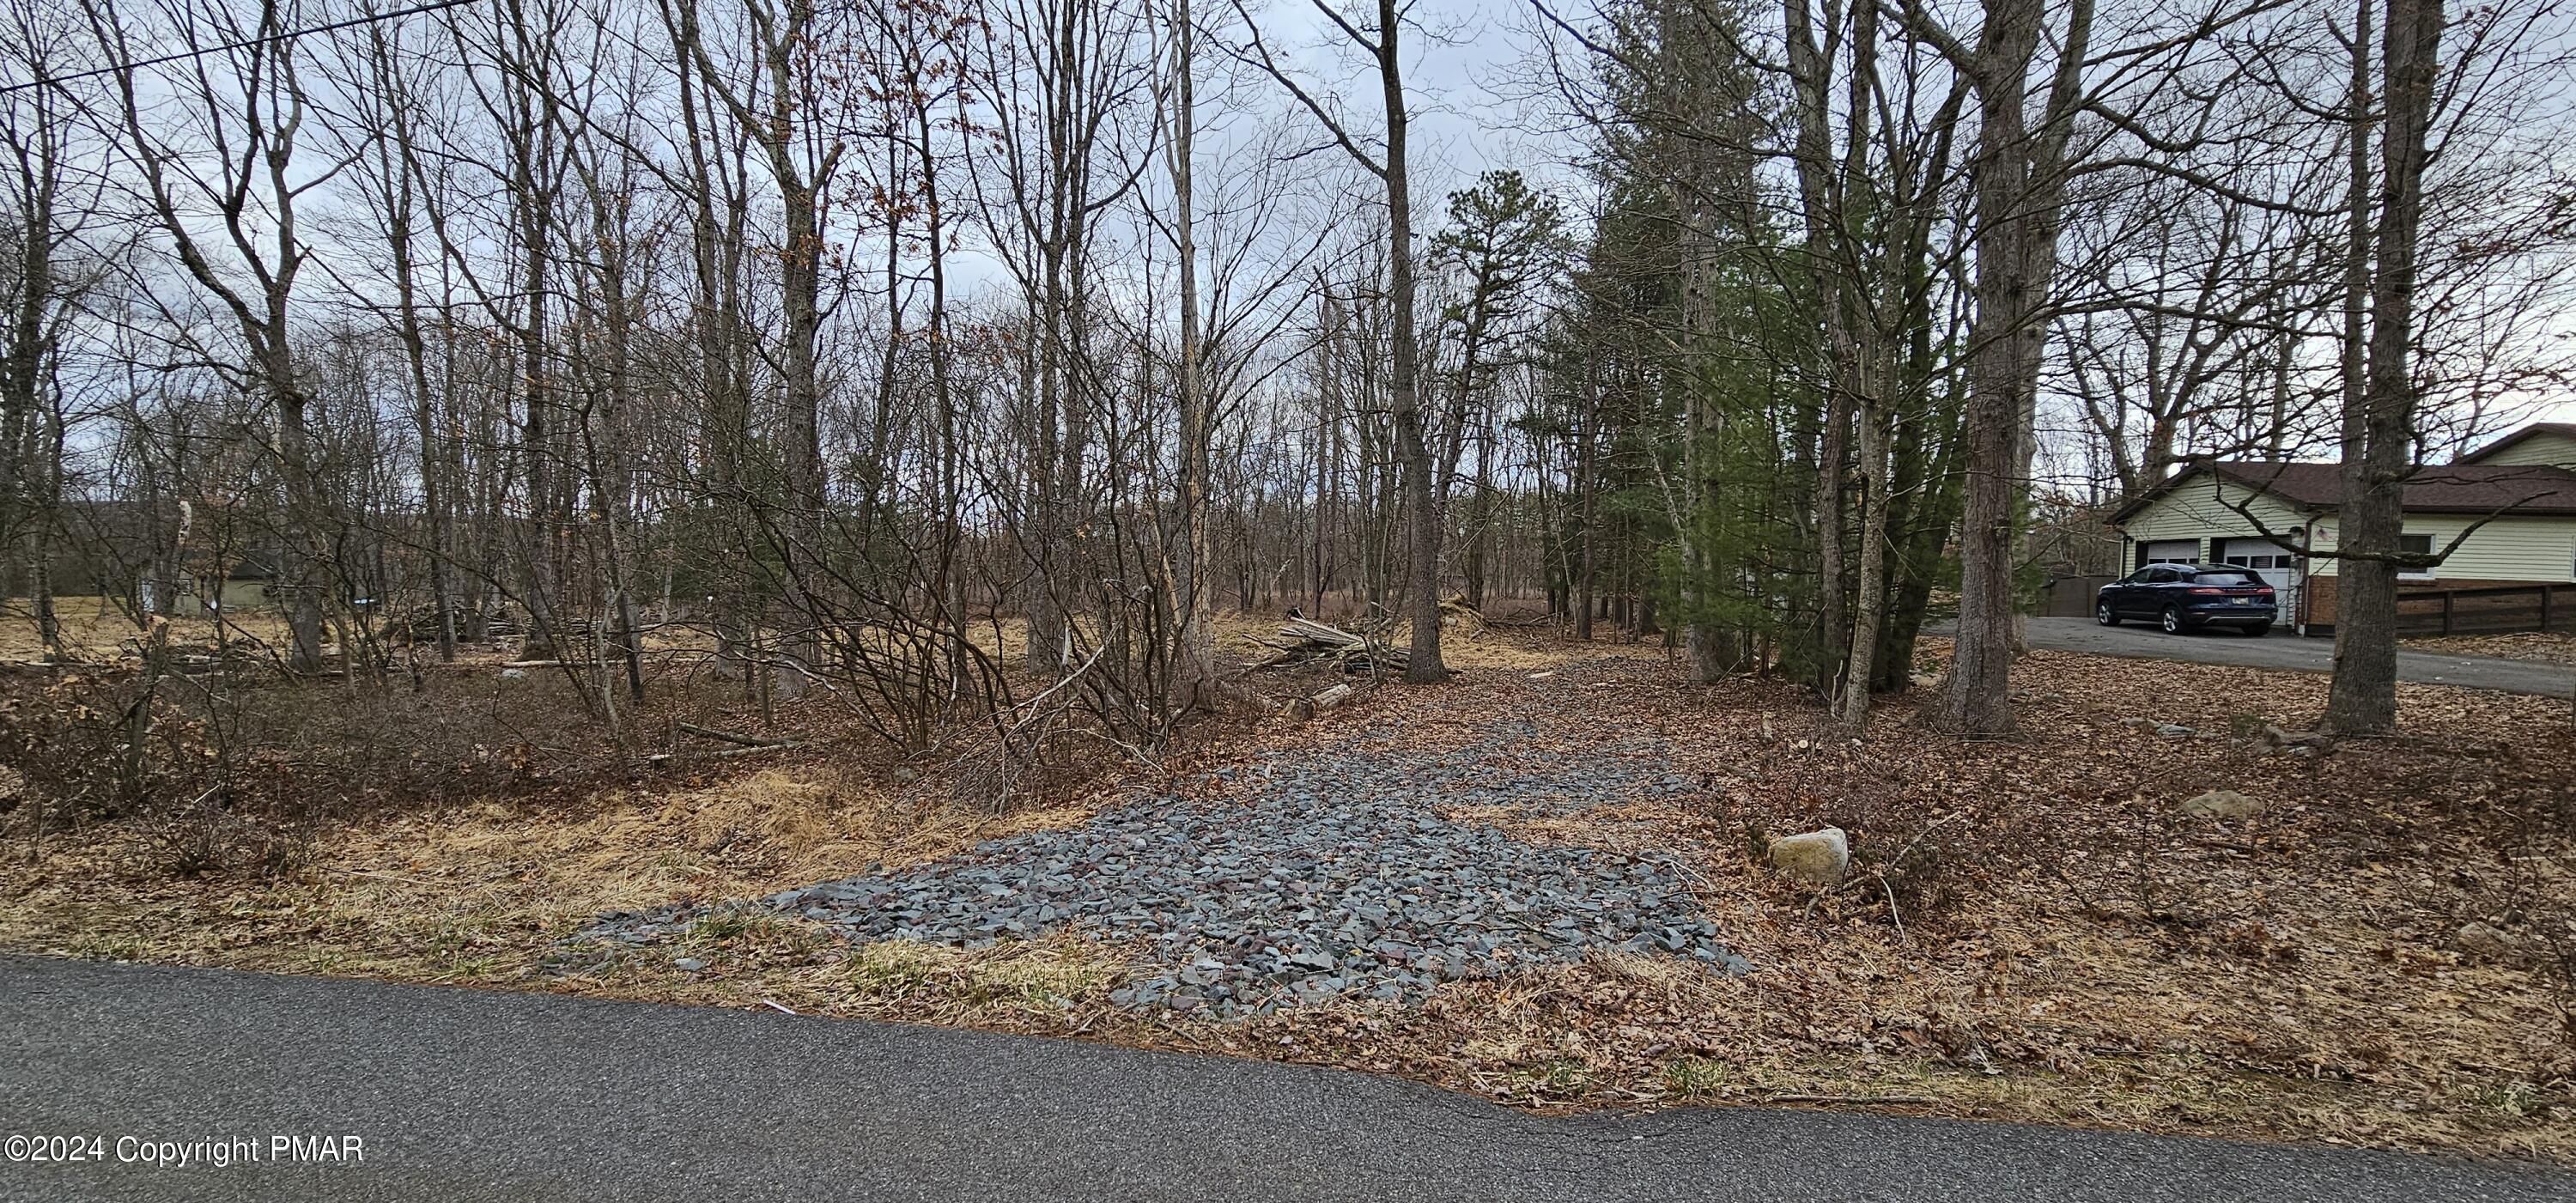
top-left (2217, 538), bottom-right (2300, 633)
top-left (2142, 539), bottom-right (2198, 565)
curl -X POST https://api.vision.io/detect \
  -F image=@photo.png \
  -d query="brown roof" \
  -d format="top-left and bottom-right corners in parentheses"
top-left (2114, 460), bottom-right (2576, 522)
top-left (2459, 422), bottom-right (2576, 465)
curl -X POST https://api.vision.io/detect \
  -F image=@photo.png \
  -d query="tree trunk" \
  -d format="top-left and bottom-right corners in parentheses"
top-left (1574, 368), bottom-right (1599, 643)
top-left (1927, 0), bottom-right (2091, 735)
top-left (1375, 0), bottom-right (1443, 684)
top-left (1170, 0), bottom-right (1218, 708)
top-left (2325, 0), bottom-right (2438, 735)
top-left (1839, 401), bottom-right (1892, 726)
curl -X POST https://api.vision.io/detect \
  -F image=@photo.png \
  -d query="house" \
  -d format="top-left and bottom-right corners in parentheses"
top-left (2109, 422), bottom-right (2576, 633)
top-left (178, 563), bottom-right (274, 611)
top-left (164, 556), bottom-right (276, 612)
top-left (2460, 422), bottom-right (2576, 467)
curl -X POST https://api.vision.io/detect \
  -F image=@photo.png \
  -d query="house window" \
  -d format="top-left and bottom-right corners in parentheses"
top-left (2399, 533), bottom-right (2436, 581)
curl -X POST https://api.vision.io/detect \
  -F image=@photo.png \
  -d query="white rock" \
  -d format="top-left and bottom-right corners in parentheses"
top-left (499, 667), bottom-right (527, 681)
top-left (2456, 921), bottom-right (2522, 962)
top-left (2178, 789), bottom-right (2262, 820)
top-left (1769, 827), bottom-right (1850, 886)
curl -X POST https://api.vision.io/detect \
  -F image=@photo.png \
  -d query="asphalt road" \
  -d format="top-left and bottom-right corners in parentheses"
top-left (1996, 617), bottom-right (2573, 700)
top-left (3, 957), bottom-right (2568, 1202)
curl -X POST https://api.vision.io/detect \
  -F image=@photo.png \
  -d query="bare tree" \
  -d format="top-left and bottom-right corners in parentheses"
top-left (1233, 0), bottom-right (1445, 683)
top-left (2323, 0), bottom-right (2438, 734)
top-left (0, 0), bottom-right (104, 660)
top-left (88, 0), bottom-right (346, 674)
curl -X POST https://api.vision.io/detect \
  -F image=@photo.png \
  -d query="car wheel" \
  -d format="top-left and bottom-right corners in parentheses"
top-left (2245, 622), bottom-right (2273, 638)
top-left (2095, 601), bottom-right (2118, 627)
top-left (2160, 605), bottom-right (2184, 634)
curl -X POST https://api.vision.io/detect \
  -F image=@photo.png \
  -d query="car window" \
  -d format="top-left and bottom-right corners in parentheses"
top-left (2147, 568), bottom-right (2179, 583)
top-left (2194, 569), bottom-right (2259, 586)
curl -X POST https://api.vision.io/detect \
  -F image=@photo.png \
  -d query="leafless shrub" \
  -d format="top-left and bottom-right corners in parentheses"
top-left (1709, 739), bottom-right (2028, 930)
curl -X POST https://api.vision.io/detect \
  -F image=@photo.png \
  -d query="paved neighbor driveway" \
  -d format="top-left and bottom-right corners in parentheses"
top-left (1993, 617), bottom-right (2572, 700)
top-left (4, 956), bottom-right (2571, 1202)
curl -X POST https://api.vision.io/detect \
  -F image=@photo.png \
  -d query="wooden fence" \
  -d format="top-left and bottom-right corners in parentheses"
top-left (2394, 583), bottom-right (2572, 636)
top-left (2039, 574), bottom-right (2118, 618)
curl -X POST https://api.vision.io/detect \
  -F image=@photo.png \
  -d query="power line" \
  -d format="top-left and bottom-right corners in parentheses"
top-left (2, 0), bottom-right (487, 95)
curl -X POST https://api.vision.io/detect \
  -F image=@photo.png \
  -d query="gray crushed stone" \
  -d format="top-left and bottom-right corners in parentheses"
top-left (575, 719), bottom-right (1749, 1018)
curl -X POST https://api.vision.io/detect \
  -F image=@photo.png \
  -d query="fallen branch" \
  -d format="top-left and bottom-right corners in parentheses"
top-left (1882, 875), bottom-right (1908, 945)
top-left (641, 740), bottom-right (805, 765)
top-left (1281, 681), bottom-right (1363, 721)
top-left (1251, 617), bottom-right (1408, 672)
top-left (500, 651), bottom-right (696, 669)
top-left (676, 721), bottom-right (794, 748)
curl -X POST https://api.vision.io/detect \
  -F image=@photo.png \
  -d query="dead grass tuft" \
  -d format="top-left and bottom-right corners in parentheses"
top-left (0, 763), bottom-right (1097, 988)
top-left (841, 937), bottom-right (1127, 1009)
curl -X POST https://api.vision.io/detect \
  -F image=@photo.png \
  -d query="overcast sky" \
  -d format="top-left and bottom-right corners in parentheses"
top-left (1232, 0), bottom-right (2576, 443)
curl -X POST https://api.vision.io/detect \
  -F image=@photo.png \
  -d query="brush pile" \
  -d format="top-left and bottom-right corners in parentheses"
top-left (1249, 617), bottom-right (1407, 673)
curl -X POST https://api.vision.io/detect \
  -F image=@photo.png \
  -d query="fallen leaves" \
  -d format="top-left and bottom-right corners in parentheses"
top-left (2403, 631), bottom-right (2576, 666)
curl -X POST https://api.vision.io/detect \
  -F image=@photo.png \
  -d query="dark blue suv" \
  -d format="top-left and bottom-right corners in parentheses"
top-left (2096, 562), bottom-right (2278, 635)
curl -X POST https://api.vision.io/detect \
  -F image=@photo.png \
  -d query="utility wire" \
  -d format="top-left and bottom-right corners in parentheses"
top-left (2, 0), bottom-right (486, 95)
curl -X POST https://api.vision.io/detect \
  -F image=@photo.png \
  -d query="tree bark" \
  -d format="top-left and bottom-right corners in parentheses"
top-left (1170, 0), bottom-right (1218, 708)
top-left (1926, 0), bottom-right (2092, 735)
top-left (2325, 0), bottom-right (2439, 735)
top-left (1372, 0), bottom-right (1443, 683)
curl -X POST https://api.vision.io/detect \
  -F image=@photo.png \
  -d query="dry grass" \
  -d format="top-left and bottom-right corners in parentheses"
top-left (977, 608), bottom-right (1626, 675)
top-left (553, 922), bottom-right (1134, 1027)
top-left (3, 595), bottom-right (1603, 671)
top-left (1221, 605), bottom-right (1671, 676)
top-left (0, 596), bottom-right (294, 661)
top-left (0, 762), bottom-right (1096, 985)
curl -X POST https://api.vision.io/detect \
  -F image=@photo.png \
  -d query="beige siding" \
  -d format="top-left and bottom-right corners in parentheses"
top-left (218, 580), bottom-right (270, 609)
top-left (2473, 431), bottom-right (2576, 468)
top-left (2307, 514), bottom-right (2576, 580)
top-left (2119, 468), bottom-right (2576, 583)
top-left (2122, 477), bottom-right (2314, 556)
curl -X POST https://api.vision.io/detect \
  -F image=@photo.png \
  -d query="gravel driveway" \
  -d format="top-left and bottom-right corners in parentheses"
top-left (578, 715), bottom-right (1747, 1017)
top-left (1987, 617), bottom-right (2573, 699)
